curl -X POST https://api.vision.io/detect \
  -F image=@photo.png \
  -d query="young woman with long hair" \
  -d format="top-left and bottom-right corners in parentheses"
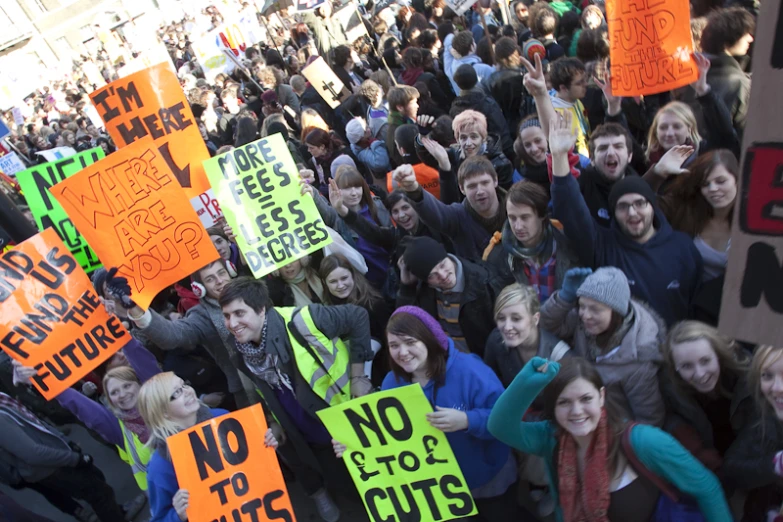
top-left (660, 320), bottom-right (752, 471)
top-left (334, 307), bottom-right (521, 522)
top-left (267, 256), bottom-right (326, 307)
top-left (489, 357), bottom-right (733, 522)
top-left (304, 127), bottom-right (351, 196)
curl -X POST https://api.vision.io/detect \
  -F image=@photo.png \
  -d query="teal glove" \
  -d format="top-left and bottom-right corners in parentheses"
top-left (559, 267), bottom-right (593, 303)
top-left (520, 356), bottom-right (561, 386)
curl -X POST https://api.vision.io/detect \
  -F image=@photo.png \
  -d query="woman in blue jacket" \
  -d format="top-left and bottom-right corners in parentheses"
top-left (137, 372), bottom-right (278, 522)
top-left (334, 305), bottom-right (519, 522)
top-left (488, 356), bottom-right (733, 522)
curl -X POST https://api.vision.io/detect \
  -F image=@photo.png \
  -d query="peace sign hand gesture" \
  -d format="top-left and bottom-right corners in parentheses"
top-left (520, 53), bottom-right (547, 98)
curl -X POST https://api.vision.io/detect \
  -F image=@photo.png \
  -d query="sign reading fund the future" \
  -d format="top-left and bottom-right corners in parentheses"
top-left (317, 385), bottom-right (476, 522)
top-left (203, 134), bottom-right (332, 277)
top-left (0, 229), bottom-right (129, 399)
top-left (168, 405), bottom-right (296, 522)
top-left (15, 148), bottom-right (105, 273)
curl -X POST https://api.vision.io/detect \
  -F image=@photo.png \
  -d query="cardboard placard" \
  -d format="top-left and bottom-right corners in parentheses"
top-left (36, 147), bottom-right (76, 162)
top-left (203, 134), bottom-right (332, 277)
top-left (15, 148), bottom-right (105, 274)
top-left (317, 385), bottom-right (477, 522)
top-left (0, 152), bottom-right (27, 176)
top-left (12, 107), bottom-right (24, 126)
top-left (296, 0), bottom-right (326, 12)
top-left (50, 139), bottom-right (220, 310)
top-left (334, 2), bottom-right (370, 44)
top-left (191, 18), bottom-right (262, 83)
top-left (301, 57), bottom-right (347, 109)
top-left (444, 0), bottom-right (478, 16)
top-left (0, 228), bottom-right (130, 399)
top-left (719, 0), bottom-right (783, 347)
top-left (606, 0), bottom-right (698, 96)
top-left (168, 405), bottom-right (296, 522)
top-left (88, 63), bottom-right (212, 199)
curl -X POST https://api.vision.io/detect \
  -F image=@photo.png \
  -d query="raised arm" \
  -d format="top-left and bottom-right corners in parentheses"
top-left (521, 54), bottom-right (556, 139)
top-left (122, 337), bottom-right (161, 382)
top-left (393, 164), bottom-right (464, 237)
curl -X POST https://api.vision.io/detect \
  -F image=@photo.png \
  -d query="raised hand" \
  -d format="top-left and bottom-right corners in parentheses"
top-left (392, 164), bottom-right (419, 192)
top-left (654, 145), bottom-right (695, 177)
top-left (420, 136), bottom-right (451, 171)
top-left (299, 177), bottom-right (316, 198)
top-left (560, 267), bottom-right (593, 303)
top-left (692, 53), bottom-right (712, 97)
top-left (548, 111), bottom-right (577, 156)
top-left (397, 257), bottom-right (418, 286)
top-left (520, 53), bottom-right (547, 97)
top-left (328, 179), bottom-right (349, 217)
top-left (104, 267), bottom-right (136, 310)
top-left (593, 71), bottom-right (622, 115)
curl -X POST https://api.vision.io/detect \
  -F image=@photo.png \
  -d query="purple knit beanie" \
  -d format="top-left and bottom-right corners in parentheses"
top-left (391, 306), bottom-right (450, 351)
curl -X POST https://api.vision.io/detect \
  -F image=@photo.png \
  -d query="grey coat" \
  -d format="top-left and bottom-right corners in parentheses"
top-left (484, 327), bottom-right (570, 388)
top-left (540, 293), bottom-right (667, 426)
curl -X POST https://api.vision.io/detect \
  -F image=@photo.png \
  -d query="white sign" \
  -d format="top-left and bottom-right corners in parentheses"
top-left (36, 147), bottom-right (77, 162)
top-left (190, 188), bottom-right (224, 228)
top-left (301, 56), bottom-right (347, 109)
top-left (445, 0), bottom-right (478, 16)
top-left (11, 107), bottom-right (23, 126)
top-left (192, 18), bottom-right (263, 82)
top-left (0, 152), bottom-right (26, 176)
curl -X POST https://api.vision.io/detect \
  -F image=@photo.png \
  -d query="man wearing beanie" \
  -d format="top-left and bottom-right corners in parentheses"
top-left (397, 236), bottom-right (501, 356)
top-left (540, 267), bottom-right (667, 426)
top-left (549, 116), bottom-right (702, 326)
top-left (345, 117), bottom-right (390, 182)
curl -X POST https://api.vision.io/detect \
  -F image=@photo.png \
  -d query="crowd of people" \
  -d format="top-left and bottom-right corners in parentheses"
top-left (0, 0), bottom-right (774, 520)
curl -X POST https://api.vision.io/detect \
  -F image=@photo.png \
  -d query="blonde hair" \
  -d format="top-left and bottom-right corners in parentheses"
top-left (646, 101), bottom-right (702, 161)
top-left (102, 366), bottom-right (140, 412)
top-left (138, 372), bottom-right (197, 446)
top-left (493, 283), bottom-right (541, 320)
top-left (452, 110), bottom-right (488, 141)
top-left (663, 320), bottom-right (748, 397)
top-left (750, 345), bottom-right (783, 423)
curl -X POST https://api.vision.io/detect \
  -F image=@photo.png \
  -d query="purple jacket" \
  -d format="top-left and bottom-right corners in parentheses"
top-left (55, 338), bottom-right (160, 446)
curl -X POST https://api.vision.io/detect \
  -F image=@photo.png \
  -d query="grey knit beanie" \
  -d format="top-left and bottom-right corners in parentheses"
top-left (576, 267), bottom-right (631, 316)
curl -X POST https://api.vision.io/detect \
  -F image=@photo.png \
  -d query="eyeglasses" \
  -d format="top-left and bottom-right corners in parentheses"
top-left (615, 199), bottom-right (649, 214)
top-left (169, 381), bottom-right (192, 402)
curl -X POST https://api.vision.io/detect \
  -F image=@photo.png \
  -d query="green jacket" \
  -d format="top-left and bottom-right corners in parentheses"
top-left (487, 357), bottom-right (733, 522)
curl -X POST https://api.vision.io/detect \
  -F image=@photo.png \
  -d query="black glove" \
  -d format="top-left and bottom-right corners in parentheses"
top-left (104, 267), bottom-right (137, 310)
top-left (75, 452), bottom-right (93, 468)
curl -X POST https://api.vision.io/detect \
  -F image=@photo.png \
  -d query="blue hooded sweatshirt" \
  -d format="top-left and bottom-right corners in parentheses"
top-left (381, 340), bottom-right (511, 491)
top-left (551, 174), bottom-right (702, 325)
top-left (147, 408), bottom-right (230, 522)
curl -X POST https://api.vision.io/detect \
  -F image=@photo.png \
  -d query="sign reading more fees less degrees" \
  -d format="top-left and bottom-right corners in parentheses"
top-left (168, 404), bottom-right (296, 522)
top-left (0, 229), bottom-right (129, 400)
top-left (15, 148), bottom-right (105, 274)
top-left (317, 385), bottom-right (477, 522)
top-left (49, 139), bottom-right (220, 310)
top-left (203, 133), bottom-right (332, 277)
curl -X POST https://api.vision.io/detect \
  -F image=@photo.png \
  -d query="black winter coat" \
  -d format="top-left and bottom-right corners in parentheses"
top-left (483, 68), bottom-right (534, 134)
top-left (705, 53), bottom-right (751, 138)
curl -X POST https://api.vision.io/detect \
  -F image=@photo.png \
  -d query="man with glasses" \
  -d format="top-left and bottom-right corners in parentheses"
top-left (548, 113), bottom-right (702, 325)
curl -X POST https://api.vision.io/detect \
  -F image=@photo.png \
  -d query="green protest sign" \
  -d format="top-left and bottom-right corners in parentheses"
top-left (16, 148), bottom-right (104, 273)
top-left (203, 133), bottom-right (332, 277)
top-left (317, 385), bottom-right (477, 522)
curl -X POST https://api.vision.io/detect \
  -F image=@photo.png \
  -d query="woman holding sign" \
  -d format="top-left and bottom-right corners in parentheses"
top-left (137, 372), bottom-right (278, 522)
top-left (334, 306), bottom-right (521, 522)
top-left (488, 357), bottom-right (733, 522)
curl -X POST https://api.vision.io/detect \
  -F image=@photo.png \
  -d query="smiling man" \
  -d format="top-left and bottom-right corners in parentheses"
top-left (549, 115), bottom-right (702, 325)
top-left (397, 236), bottom-right (501, 356)
top-left (218, 276), bottom-right (373, 522)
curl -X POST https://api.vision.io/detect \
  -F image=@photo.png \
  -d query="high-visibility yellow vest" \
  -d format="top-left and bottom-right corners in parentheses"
top-left (116, 419), bottom-right (152, 491)
top-left (277, 306), bottom-right (351, 406)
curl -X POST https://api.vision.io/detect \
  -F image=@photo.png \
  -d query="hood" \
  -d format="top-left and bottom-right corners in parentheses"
top-left (453, 54), bottom-right (482, 67)
top-left (597, 299), bottom-right (666, 366)
top-left (485, 134), bottom-right (504, 157)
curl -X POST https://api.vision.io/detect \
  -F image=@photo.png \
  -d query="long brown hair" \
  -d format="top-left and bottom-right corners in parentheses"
top-left (334, 165), bottom-right (382, 224)
top-left (319, 253), bottom-right (381, 308)
top-left (542, 358), bottom-right (626, 476)
top-left (386, 313), bottom-right (447, 384)
top-left (660, 149), bottom-right (738, 237)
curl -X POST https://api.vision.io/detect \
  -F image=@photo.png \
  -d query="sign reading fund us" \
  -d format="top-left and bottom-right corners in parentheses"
top-left (0, 228), bottom-right (129, 399)
top-left (203, 134), bottom-right (332, 277)
top-left (317, 385), bottom-right (477, 522)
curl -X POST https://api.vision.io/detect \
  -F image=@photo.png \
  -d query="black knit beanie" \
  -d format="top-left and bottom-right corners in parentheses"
top-left (402, 237), bottom-right (449, 281)
top-left (608, 176), bottom-right (657, 215)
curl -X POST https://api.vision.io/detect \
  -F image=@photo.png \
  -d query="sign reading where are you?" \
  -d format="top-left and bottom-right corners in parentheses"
top-left (0, 228), bottom-right (129, 399)
top-left (16, 147), bottom-right (105, 274)
top-left (607, 0), bottom-right (697, 96)
top-left (203, 133), bottom-right (332, 278)
top-left (49, 138), bottom-right (220, 310)
top-left (168, 404), bottom-right (296, 522)
top-left (317, 385), bottom-right (477, 522)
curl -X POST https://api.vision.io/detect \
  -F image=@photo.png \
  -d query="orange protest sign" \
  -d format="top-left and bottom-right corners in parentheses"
top-left (88, 62), bottom-right (212, 199)
top-left (168, 404), bottom-right (296, 522)
top-left (49, 138), bottom-right (220, 310)
top-left (607, 0), bottom-right (698, 96)
top-left (0, 228), bottom-right (130, 400)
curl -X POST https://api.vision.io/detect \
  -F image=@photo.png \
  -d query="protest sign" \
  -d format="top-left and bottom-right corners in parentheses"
top-left (12, 107), bottom-right (24, 126)
top-left (444, 0), bottom-right (478, 16)
top-left (0, 119), bottom-right (9, 140)
top-left (15, 148), bottom-right (105, 273)
top-left (88, 63), bottom-right (212, 200)
top-left (118, 43), bottom-right (177, 79)
top-left (50, 139), bottom-right (220, 310)
top-left (0, 152), bottom-right (26, 176)
top-left (296, 0), bottom-right (326, 12)
top-left (0, 228), bottom-right (130, 399)
top-left (203, 133), bottom-right (332, 278)
top-left (719, 1), bottom-right (783, 347)
top-left (301, 57), bottom-right (347, 109)
top-left (168, 404), bottom-right (296, 522)
top-left (36, 147), bottom-right (77, 162)
top-left (334, 2), bottom-right (369, 44)
top-left (606, 0), bottom-right (698, 97)
top-left (192, 19), bottom-right (262, 82)
top-left (317, 385), bottom-right (477, 522)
